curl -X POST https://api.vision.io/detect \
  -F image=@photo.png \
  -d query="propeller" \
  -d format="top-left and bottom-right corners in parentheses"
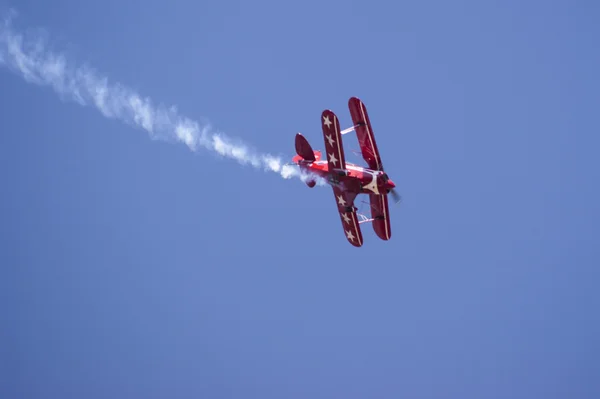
top-left (389, 188), bottom-right (402, 204)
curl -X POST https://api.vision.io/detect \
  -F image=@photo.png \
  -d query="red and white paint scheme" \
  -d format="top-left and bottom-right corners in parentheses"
top-left (292, 97), bottom-right (399, 247)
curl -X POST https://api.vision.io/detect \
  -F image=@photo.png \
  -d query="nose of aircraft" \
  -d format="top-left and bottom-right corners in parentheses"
top-left (386, 179), bottom-right (396, 189)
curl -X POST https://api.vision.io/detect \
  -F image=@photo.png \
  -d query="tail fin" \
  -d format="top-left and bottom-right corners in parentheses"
top-left (294, 133), bottom-right (320, 188)
top-left (295, 133), bottom-right (315, 161)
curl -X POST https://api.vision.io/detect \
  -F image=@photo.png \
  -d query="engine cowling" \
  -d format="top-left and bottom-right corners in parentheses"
top-left (377, 172), bottom-right (396, 192)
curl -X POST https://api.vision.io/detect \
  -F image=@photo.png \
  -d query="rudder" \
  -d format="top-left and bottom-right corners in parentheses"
top-left (295, 133), bottom-right (315, 162)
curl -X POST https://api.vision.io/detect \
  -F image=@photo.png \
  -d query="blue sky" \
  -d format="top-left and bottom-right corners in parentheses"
top-left (1, 0), bottom-right (599, 398)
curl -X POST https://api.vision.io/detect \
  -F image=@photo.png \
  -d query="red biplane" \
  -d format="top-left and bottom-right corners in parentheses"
top-left (291, 97), bottom-right (399, 247)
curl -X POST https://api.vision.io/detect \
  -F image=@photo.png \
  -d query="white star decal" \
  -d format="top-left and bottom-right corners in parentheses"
top-left (328, 153), bottom-right (338, 166)
top-left (323, 115), bottom-right (332, 129)
top-left (346, 230), bottom-right (355, 241)
top-left (342, 213), bottom-right (351, 224)
top-left (337, 195), bottom-right (346, 206)
top-left (325, 134), bottom-right (335, 147)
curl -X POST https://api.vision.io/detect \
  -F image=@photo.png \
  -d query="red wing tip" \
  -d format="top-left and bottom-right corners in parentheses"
top-left (348, 97), bottom-right (363, 105)
top-left (347, 236), bottom-right (363, 247)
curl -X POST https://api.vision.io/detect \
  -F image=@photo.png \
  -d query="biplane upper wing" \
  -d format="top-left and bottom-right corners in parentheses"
top-left (369, 193), bottom-right (392, 240)
top-left (348, 97), bottom-right (383, 171)
top-left (321, 109), bottom-right (346, 173)
top-left (332, 186), bottom-right (363, 247)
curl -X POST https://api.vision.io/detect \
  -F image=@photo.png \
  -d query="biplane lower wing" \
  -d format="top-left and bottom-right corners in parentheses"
top-left (321, 109), bottom-right (347, 173)
top-left (332, 186), bottom-right (363, 247)
top-left (348, 97), bottom-right (383, 171)
top-left (369, 193), bottom-right (391, 240)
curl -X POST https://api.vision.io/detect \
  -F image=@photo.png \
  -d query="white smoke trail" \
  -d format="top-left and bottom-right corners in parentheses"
top-left (0, 10), bottom-right (324, 185)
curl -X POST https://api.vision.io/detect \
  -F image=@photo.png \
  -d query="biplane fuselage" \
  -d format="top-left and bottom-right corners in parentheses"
top-left (291, 97), bottom-right (398, 247)
top-left (291, 156), bottom-right (396, 197)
